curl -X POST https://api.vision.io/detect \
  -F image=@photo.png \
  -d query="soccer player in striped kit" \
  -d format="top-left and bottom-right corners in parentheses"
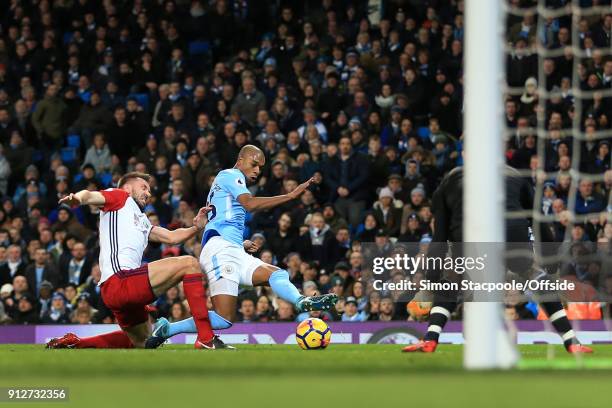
top-left (46, 172), bottom-right (222, 349)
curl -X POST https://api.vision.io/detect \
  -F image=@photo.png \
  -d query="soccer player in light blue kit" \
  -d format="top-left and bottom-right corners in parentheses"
top-left (146, 145), bottom-right (338, 348)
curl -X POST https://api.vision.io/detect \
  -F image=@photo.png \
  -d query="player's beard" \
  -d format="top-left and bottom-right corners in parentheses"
top-left (133, 194), bottom-right (146, 211)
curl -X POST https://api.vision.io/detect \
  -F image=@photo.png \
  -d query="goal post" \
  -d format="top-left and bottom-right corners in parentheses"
top-left (463, 0), bottom-right (517, 369)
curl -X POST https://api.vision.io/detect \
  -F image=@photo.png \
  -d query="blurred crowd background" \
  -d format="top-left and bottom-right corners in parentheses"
top-left (0, 0), bottom-right (610, 326)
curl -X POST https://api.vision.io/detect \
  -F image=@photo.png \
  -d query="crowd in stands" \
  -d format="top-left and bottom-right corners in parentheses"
top-left (0, 0), bottom-right (610, 326)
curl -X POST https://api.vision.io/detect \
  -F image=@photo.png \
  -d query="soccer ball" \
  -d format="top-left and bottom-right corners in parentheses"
top-left (295, 318), bottom-right (331, 350)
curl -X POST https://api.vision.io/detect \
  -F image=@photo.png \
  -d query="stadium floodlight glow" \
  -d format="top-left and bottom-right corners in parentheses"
top-left (463, 0), bottom-right (518, 369)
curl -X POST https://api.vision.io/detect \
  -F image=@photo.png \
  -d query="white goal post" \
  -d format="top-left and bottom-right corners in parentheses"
top-left (463, 0), bottom-right (518, 369)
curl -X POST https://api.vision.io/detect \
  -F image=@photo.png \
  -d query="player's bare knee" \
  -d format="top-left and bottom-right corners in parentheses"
top-left (186, 256), bottom-right (201, 274)
top-left (176, 256), bottom-right (200, 275)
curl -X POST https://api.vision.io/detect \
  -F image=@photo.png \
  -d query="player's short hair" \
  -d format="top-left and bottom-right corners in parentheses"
top-left (118, 172), bottom-right (151, 187)
top-left (238, 144), bottom-right (263, 159)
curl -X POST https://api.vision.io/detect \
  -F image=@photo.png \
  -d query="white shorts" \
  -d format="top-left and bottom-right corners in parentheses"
top-left (199, 236), bottom-right (264, 297)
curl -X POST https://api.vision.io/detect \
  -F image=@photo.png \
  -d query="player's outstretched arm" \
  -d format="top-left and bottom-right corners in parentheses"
top-left (149, 206), bottom-right (211, 245)
top-left (58, 190), bottom-right (106, 207)
top-left (238, 177), bottom-right (314, 212)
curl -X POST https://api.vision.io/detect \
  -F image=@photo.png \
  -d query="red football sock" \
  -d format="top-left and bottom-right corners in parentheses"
top-left (183, 273), bottom-right (214, 342)
top-left (77, 330), bottom-right (134, 348)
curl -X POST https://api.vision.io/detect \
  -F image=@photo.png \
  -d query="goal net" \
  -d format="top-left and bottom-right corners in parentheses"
top-left (464, 0), bottom-right (611, 368)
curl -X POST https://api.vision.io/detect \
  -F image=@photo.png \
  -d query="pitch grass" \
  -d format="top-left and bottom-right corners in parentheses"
top-left (0, 345), bottom-right (611, 408)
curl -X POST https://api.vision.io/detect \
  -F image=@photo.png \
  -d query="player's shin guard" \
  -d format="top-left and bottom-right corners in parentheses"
top-left (540, 302), bottom-right (580, 349)
top-left (182, 273), bottom-right (214, 342)
top-left (423, 303), bottom-right (455, 342)
top-left (77, 330), bottom-right (134, 348)
top-left (268, 269), bottom-right (302, 304)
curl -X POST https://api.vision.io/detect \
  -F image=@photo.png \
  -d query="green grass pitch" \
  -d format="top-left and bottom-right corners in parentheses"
top-left (1, 344), bottom-right (611, 408)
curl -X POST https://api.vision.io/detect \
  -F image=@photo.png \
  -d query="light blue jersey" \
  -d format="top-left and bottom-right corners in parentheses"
top-left (202, 168), bottom-right (251, 246)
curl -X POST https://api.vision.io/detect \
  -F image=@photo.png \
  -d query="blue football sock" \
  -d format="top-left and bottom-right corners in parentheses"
top-left (167, 311), bottom-right (232, 337)
top-left (167, 317), bottom-right (196, 337)
top-left (209, 311), bottom-right (233, 329)
top-left (268, 269), bottom-right (302, 305)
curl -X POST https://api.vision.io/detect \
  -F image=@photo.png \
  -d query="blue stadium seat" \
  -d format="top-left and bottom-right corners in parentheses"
top-left (128, 93), bottom-right (149, 111)
top-left (60, 147), bottom-right (77, 163)
top-left (31, 150), bottom-right (43, 163)
top-left (66, 134), bottom-right (81, 149)
top-left (98, 172), bottom-right (113, 187)
top-left (188, 41), bottom-right (210, 56)
top-left (353, 223), bottom-right (365, 236)
top-left (188, 41), bottom-right (212, 75)
top-left (417, 126), bottom-right (431, 140)
top-left (63, 32), bottom-right (74, 45)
